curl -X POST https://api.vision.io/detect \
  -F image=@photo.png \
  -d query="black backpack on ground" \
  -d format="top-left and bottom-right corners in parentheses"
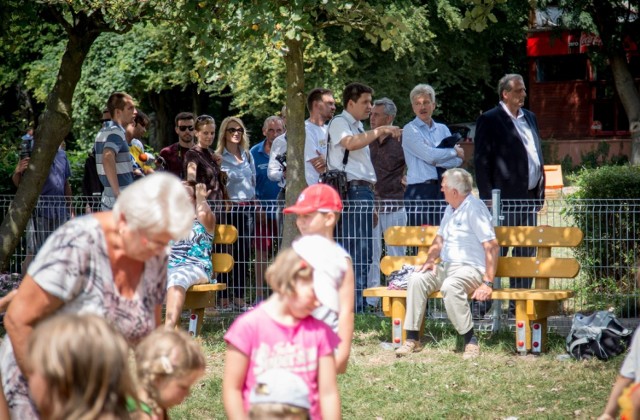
top-left (566, 311), bottom-right (633, 360)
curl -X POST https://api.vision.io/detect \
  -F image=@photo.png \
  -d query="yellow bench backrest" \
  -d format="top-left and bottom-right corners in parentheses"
top-left (212, 224), bottom-right (238, 274)
top-left (380, 226), bottom-right (583, 282)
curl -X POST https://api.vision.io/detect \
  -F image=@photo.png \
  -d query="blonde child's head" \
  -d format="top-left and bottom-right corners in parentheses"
top-left (134, 328), bottom-right (205, 413)
top-left (266, 235), bottom-right (347, 314)
top-left (249, 369), bottom-right (310, 420)
top-left (27, 313), bottom-right (134, 420)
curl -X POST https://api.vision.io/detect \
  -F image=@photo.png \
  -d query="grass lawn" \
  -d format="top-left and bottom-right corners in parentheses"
top-left (170, 314), bottom-right (621, 419)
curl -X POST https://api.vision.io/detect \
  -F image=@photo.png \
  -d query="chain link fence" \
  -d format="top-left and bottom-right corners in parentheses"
top-left (1, 194), bottom-right (638, 325)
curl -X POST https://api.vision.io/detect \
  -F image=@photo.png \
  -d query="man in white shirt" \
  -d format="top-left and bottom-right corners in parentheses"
top-left (327, 82), bottom-right (401, 312)
top-left (395, 168), bottom-right (499, 359)
top-left (267, 88), bottom-right (336, 188)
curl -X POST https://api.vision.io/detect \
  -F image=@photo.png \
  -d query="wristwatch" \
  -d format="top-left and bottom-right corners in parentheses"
top-left (483, 280), bottom-right (494, 288)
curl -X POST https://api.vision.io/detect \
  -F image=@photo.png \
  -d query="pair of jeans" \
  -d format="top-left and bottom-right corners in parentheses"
top-left (338, 185), bottom-right (374, 312)
top-left (218, 203), bottom-right (254, 300)
top-left (404, 183), bottom-right (445, 227)
top-left (366, 207), bottom-right (407, 306)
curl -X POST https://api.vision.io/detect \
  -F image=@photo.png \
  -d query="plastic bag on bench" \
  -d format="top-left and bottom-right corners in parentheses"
top-left (387, 264), bottom-right (415, 290)
top-left (566, 311), bottom-right (633, 361)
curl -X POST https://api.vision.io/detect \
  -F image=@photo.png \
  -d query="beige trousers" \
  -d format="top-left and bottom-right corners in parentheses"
top-left (404, 262), bottom-right (483, 335)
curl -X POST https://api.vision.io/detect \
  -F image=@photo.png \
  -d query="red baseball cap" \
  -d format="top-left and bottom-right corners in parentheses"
top-left (283, 184), bottom-right (343, 214)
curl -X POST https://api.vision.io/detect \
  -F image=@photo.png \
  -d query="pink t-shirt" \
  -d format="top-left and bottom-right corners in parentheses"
top-left (224, 305), bottom-right (340, 419)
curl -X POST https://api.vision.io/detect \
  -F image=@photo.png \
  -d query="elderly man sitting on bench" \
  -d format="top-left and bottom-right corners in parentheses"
top-left (396, 168), bottom-right (499, 359)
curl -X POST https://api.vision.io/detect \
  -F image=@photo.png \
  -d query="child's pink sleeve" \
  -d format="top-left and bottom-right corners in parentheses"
top-left (317, 321), bottom-right (341, 357)
top-left (224, 313), bottom-right (254, 356)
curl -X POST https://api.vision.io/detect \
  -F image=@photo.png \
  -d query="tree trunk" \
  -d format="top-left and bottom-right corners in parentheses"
top-left (281, 38), bottom-right (306, 248)
top-left (0, 28), bottom-right (100, 271)
top-left (609, 53), bottom-right (640, 165)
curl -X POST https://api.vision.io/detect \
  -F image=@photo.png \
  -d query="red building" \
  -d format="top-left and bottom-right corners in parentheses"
top-left (526, 8), bottom-right (638, 163)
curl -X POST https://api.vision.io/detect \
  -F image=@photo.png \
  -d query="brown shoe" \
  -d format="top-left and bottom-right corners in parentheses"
top-left (462, 342), bottom-right (480, 360)
top-left (395, 339), bottom-right (423, 357)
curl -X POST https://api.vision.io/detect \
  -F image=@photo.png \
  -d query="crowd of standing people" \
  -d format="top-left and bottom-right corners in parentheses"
top-left (0, 73), bottom-right (556, 418)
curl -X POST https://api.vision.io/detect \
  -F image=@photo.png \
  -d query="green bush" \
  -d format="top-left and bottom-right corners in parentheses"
top-left (563, 165), bottom-right (640, 299)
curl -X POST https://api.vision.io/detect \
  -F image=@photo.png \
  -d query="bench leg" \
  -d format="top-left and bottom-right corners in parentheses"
top-left (514, 300), bottom-right (530, 355)
top-left (191, 308), bottom-right (205, 337)
top-left (390, 297), bottom-right (407, 345)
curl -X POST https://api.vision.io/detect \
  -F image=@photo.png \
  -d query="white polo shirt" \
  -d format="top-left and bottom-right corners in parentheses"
top-left (438, 194), bottom-right (496, 272)
top-left (327, 110), bottom-right (376, 183)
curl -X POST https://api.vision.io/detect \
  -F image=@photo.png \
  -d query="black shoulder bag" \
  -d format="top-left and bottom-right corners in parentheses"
top-left (319, 117), bottom-right (348, 199)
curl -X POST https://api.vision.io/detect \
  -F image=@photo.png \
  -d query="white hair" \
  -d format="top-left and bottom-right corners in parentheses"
top-left (442, 168), bottom-right (473, 195)
top-left (113, 173), bottom-right (194, 239)
top-left (410, 84), bottom-right (436, 104)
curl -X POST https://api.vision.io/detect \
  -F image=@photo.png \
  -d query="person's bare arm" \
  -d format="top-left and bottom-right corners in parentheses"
top-left (335, 260), bottom-right (355, 374)
top-left (102, 148), bottom-right (121, 198)
top-left (195, 183), bottom-right (216, 234)
top-left (416, 235), bottom-right (444, 272)
top-left (472, 239), bottom-right (499, 301)
top-left (340, 126), bottom-right (402, 151)
top-left (11, 158), bottom-right (29, 187)
top-left (222, 344), bottom-right (250, 420)
top-left (186, 161), bottom-right (197, 182)
top-left (4, 276), bottom-right (64, 375)
top-left (599, 375), bottom-right (634, 420)
top-left (64, 180), bottom-right (75, 218)
top-left (318, 354), bottom-right (341, 420)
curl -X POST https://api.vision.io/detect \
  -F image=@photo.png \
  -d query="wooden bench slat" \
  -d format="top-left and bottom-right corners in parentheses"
top-left (363, 286), bottom-right (574, 301)
top-left (383, 226), bottom-right (583, 247)
top-left (494, 226), bottom-right (583, 247)
top-left (380, 256), bottom-right (580, 278)
top-left (214, 224), bottom-right (238, 244)
top-left (188, 283), bottom-right (227, 293)
top-left (212, 254), bottom-right (234, 274)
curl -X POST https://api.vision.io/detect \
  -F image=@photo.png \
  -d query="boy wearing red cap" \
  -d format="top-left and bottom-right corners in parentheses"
top-left (283, 184), bottom-right (355, 374)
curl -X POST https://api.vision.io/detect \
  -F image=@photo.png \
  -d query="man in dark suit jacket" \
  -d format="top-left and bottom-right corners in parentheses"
top-left (474, 73), bottom-right (545, 318)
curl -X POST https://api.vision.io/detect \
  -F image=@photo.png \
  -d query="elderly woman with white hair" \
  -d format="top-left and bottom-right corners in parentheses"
top-left (0, 172), bottom-right (194, 418)
top-left (403, 83), bottom-right (465, 227)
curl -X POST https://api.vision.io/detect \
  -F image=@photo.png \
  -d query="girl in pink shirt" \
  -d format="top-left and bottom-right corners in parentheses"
top-left (223, 235), bottom-right (345, 420)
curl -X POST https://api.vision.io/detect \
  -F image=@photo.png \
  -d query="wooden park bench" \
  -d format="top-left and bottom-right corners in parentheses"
top-left (363, 225), bottom-right (583, 354)
top-left (183, 224), bottom-right (237, 335)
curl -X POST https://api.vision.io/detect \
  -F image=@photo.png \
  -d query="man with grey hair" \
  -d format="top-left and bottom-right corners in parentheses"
top-left (365, 97), bottom-right (407, 310)
top-left (251, 115), bottom-right (285, 305)
top-left (395, 168), bottom-right (499, 359)
top-left (402, 84), bottom-right (464, 227)
top-left (474, 73), bottom-right (545, 318)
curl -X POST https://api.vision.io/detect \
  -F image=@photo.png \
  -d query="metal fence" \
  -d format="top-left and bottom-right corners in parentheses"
top-left (1, 194), bottom-right (639, 323)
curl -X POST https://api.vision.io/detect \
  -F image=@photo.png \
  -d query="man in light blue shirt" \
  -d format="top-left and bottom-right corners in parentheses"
top-left (402, 84), bottom-right (464, 227)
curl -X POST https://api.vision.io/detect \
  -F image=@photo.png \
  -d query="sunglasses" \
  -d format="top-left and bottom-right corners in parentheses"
top-left (226, 127), bottom-right (245, 134)
top-left (197, 114), bottom-right (215, 122)
top-left (178, 125), bottom-right (194, 132)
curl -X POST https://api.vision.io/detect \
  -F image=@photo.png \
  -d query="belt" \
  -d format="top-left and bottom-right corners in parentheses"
top-left (421, 179), bottom-right (439, 185)
top-left (348, 180), bottom-right (375, 189)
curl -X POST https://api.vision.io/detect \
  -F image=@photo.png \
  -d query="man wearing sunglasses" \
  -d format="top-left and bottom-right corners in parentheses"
top-left (159, 112), bottom-right (195, 178)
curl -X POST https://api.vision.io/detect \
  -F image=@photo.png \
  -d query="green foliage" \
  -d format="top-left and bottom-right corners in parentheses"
top-left (563, 165), bottom-right (640, 297)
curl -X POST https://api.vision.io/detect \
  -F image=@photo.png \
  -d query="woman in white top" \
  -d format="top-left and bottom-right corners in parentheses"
top-left (216, 117), bottom-right (256, 311)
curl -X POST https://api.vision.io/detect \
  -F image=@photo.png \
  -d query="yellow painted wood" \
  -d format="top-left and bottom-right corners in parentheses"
top-left (526, 300), bottom-right (562, 320)
top-left (383, 225), bottom-right (583, 248)
top-left (188, 283), bottom-right (226, 293)
top-left (384, 226), bottom-right (439, 247)
top-left (382, 296), bottom-right (391, 317)
top-left (390, 297), bottom-right (407, 344)
top-left (364, 287), bottom-right (574, 301)
top-left (214, 224), bottom-right (238, 244)
top-left (381, 256), bottom-right (580, 278)
top-left (494, 226), bottom-right (583, 247)
top-left (515, 300), bottom-right (530, 351)
top-left (184, 291), bottom-right (215, 310)
top-left (212, 254), bottom-right (234, 273)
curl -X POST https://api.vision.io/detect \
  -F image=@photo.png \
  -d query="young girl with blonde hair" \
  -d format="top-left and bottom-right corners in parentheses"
top-left (131, 328), bottom-right (206, 419)
top-left (223, 235), bottom-right (346, 420)
top-left (26, 313), bottom-right (134, 420)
